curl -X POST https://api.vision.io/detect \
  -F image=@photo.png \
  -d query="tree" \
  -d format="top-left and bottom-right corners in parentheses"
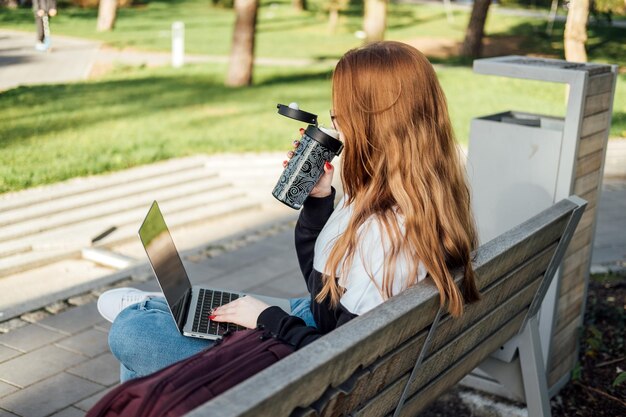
top-left (292, 0), bottom-right (306, 12)
top-left (460, 0), bottom-right (492, 58)
top-left (564, 0), bottom-right (590, 62)
top-left (363, 0), bottom-right (387, 43)
top-left (97, 0), bottom-right (118, 32)
top-left (226, 0), bottom-right (258, 87)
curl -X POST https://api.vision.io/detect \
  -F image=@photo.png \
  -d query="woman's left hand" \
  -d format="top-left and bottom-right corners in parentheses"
top-left (210, 296), bottom-right (270, 329)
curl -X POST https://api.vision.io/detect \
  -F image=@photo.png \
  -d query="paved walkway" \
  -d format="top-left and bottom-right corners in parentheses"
top-left (0, 29), bottom-right (335, 92)
top-left (0, 30), bottom-right (99, 92)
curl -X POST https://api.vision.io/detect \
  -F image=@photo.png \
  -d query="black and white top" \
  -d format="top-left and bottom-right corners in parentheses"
top-left (257, 188), bottom-right (427, 349)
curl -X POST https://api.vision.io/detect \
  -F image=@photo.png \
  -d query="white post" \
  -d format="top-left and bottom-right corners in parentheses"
top-left (172, 21), bottom-right (185, 68)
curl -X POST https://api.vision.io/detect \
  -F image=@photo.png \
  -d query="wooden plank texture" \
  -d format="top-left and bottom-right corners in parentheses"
top-left (565, 225), bottom-right (593, 258)
top-left (549, 317), bottom-right (583, 371)
top-left (312, 251), bottom-right (552, 417)
top-left (583, 92), bottom-right (612, 117)
top-left (548, 351), bottom-right (578, 387)
top-left (579, 188), bottom-right (599, 211)
top-left (586, 73), bottom-right (614, 95)
top-left (357, 310), bottom-right (528, 417)
top-left (562, 244), bottom-right (592, 278)
top-left (575, 150), bottom-right (604, 179)
top-left (581, 112), bottom-right (610, 137)
top-left (547, 324), bottom-right (579, 375)
top-left (186, 199), bottom-right (579, 417)
top-left (574, 169), bottom-right (601, 196)
top-left (577, 130), bottom-right (606, 159)
top-left (554, 282), bottom-right (586, 334)
top-left (559, 262), bottom-right (587, 297)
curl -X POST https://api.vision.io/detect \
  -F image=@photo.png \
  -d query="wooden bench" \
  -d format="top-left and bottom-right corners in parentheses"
top-left (187, 196), bottom-right (587, 417)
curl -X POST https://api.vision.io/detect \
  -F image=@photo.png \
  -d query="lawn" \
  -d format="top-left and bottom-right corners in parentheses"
top-left (0, 0), bottom-right (624, 66)
top-left (0, 0), bottom-right (624, 194)
top-left (1, 62), bottom-right (624, 194)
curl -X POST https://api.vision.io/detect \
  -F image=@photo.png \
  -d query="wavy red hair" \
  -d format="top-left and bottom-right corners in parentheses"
top-left (317, 41), bottom-right (480, 317)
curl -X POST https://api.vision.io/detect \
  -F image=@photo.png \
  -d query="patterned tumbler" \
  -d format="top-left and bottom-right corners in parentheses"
top-left (272, 114), bottom-right (343, 209)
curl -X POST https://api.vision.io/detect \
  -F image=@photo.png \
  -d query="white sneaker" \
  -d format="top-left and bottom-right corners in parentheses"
top-left (35, 42), bottom-right (47, 52)
top-left (97, 287), bottom-right (163, 323)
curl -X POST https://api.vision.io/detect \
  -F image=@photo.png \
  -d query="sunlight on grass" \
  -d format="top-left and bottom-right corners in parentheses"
top-left (2, 63), bottom-right (623, 194)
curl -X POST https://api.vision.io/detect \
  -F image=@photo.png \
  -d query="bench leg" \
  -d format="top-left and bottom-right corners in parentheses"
top-left (518, 314), bottom-right (551, 417)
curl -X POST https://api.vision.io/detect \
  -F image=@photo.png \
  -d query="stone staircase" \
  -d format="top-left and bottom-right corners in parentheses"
top-left (0, 153), bottom-right (300, 321)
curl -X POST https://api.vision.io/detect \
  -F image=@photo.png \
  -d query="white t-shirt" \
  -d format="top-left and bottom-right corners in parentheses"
top-left (313, 195), bottom-right (427, 315)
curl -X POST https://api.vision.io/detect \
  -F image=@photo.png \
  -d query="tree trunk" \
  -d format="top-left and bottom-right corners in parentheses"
top-left (4, 0), bottom-right (19, 9)
top-left (226, 0), bottom-right (258, 87)
top-left (97, 0), bottom-right (118, 32)
top-left (292, 0), bottom-right (306, 12)
top-left (363, 0), bottom-right (387, 44)
top-left (460, 0), bottom-right (491, 58)
top-left (328, 6), bottom-right (339, 33)
top-left (564, 0), bottom-right (589, 62)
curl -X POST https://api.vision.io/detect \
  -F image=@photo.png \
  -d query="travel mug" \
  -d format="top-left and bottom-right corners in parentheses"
top-left (272, 104), bottom-right (343, 209)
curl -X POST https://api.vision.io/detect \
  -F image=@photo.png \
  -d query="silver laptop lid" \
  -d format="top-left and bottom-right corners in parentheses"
top-left (138, 201), bottom-right (191, 331)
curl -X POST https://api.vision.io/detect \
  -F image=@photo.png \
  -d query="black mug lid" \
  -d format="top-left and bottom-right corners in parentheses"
top-left (277, 104), bottom-right (318, 125)
top-left (305, 125), bottom-right (343, 155)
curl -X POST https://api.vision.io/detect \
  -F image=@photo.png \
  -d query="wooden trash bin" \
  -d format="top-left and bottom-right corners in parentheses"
top-left (464, 56), bottom-right (618, 400)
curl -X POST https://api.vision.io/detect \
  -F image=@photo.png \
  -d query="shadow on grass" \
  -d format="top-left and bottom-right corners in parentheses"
top-left (500, 19), bottom-right (626, 67)
top-left (0, 67), bottom-right (333, 146)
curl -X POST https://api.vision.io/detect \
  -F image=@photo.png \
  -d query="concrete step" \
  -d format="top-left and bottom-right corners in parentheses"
top-left (0, 187), bottom-right (249, 255)
top-left (0, 167), bottom-right (219, 228)
top-left (0, 193), bottom-right (259, 277)
top-left (0, 175), bottom-right (229, 242)
top-left (0, 156), bottom-right (209, 213)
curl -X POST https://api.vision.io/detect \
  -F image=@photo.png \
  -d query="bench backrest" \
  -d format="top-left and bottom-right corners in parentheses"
top-left (187, 196), bottom-right (586, 417)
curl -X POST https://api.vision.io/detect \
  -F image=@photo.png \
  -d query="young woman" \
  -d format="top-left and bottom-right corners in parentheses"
top-left (100, 40), bottom-right (480, 381)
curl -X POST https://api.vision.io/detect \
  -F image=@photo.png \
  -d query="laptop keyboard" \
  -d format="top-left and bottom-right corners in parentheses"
top-left (192, 289), bottom-right (246, 336)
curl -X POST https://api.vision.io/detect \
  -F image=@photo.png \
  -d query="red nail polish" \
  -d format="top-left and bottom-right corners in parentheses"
top-left (299, 128), bottom-right (305, 133)
top-left (209, 315), bottom-right (216, 320)
top-left (325, 161), bottom-right (332, 170)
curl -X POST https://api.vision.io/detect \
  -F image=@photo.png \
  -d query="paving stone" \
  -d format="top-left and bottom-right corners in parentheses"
top-left (244, 268), bottom-right (308, 298)
top-left (0, 346), bottom-right (20, 364)
top-left (49, 406), bottom-right (86, 417)
top-left (93, 320), bottom-right (111, 333)
top-left (74, 387), bottom-right (113, 412)
top-left (0, 382), bottom-right (17, 399)
top-left (202, 253), bottom-right (300, 292)
top-left (67, 353), bottom-right (119, 386)
top-left (0, 408), bottom-right (19, 417)
top-left (55, 328), bottom-right (109, 358)
top-left (0, 373), bottom-right (103, 417)
top-left (38, 302), bottom-right (104, 335)
top-left (0, 345), bottom-right (86, 388)
top-left (0, 324), bottom-right (65, 353)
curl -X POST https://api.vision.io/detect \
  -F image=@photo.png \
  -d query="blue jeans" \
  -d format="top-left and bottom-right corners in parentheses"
top-left (108, 296), bottom-right (316, 382)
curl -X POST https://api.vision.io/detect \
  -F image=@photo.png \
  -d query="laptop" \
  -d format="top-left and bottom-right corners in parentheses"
top-left (138, 201), bottom-right (292, 340)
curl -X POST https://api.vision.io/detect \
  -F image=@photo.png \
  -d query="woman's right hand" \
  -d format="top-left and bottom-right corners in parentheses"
top-left (284, 128), bottom-right (334, 198)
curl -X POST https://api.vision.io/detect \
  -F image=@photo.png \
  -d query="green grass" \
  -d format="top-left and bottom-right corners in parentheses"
top-left (1, 63), bottom-right (624, 194)
top-left (1, 0), bottom-right (623, 65)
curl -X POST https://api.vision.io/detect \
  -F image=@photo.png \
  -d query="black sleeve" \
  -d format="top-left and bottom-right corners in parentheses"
top-left (257, 302), bottom-right (356, 350)
top-left (256, 187), bottom-right (357, 349)
top-left (294, 187), bottom-right (336, 291)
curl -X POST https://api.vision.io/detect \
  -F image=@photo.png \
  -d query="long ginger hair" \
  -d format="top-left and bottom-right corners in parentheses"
top-left (317, 41), bottom-right (480, 317)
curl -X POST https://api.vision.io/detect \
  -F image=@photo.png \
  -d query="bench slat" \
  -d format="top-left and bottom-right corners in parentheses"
top-left (346, 279), bottom-right (538, 417)
top-left (186, 198), bottom-right (579, 417)
top-left (299, 243), bottom-right (556, 417)
top-left (355, 308), bottom-right (529, 417)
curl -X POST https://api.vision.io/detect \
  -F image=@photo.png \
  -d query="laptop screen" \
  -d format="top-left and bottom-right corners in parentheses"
top-left (138, 201), bottom-right (191, 329)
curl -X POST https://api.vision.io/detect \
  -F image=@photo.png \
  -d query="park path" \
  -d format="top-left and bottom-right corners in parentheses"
top-left (0, 30), bottom-right (99, 92)
top-left (0, 29), bottom-right (334, 92)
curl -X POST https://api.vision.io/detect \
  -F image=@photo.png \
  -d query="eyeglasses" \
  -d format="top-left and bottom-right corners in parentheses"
top-left (329, 110), bottom-right (338, 130)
